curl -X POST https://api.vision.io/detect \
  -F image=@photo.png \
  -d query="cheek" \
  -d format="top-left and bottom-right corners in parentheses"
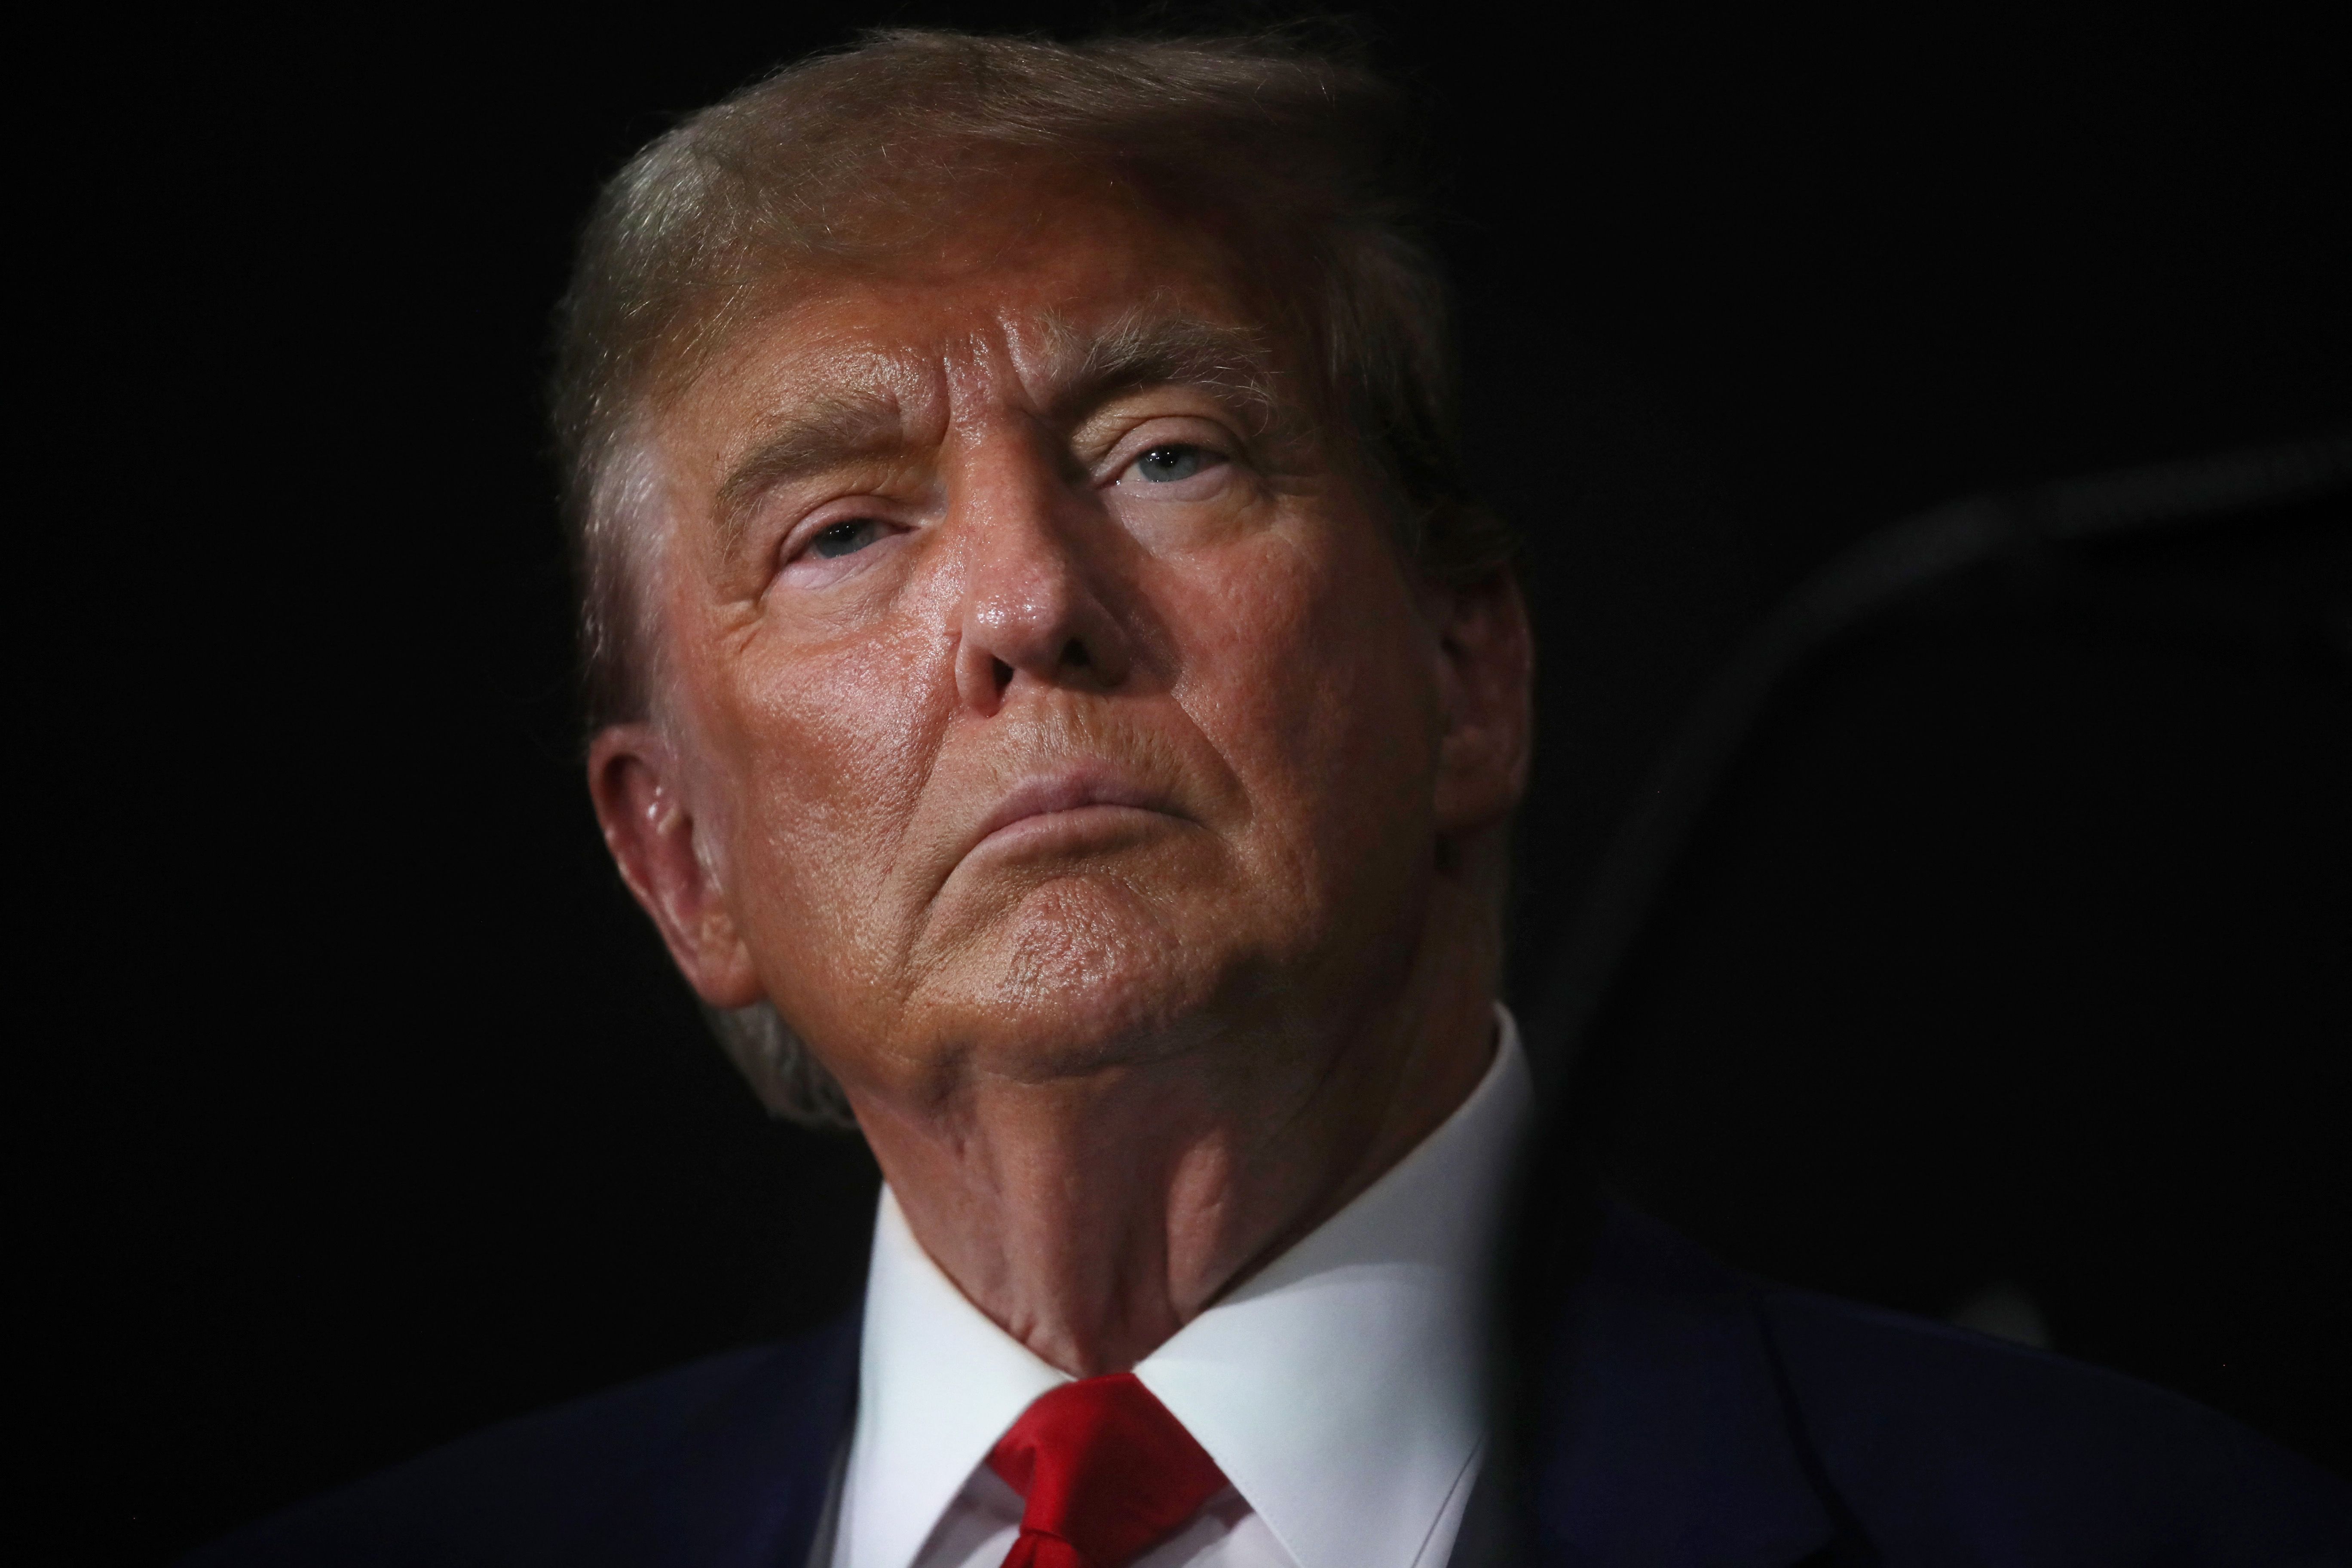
top-left (695, 616), bottom-right (951, 952)
top-left (1171, 530), bottom-right (1442, 866)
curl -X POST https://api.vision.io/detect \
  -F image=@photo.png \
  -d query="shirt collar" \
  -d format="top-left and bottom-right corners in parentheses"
top-left (836, 1186), bottom-right (1067, 1568)
top-left (836, 1005), bottom-right (1534, 1568)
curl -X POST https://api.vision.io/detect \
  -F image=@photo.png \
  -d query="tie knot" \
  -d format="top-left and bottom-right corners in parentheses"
top-left (987, 1374), bottom-right (1228, 1568)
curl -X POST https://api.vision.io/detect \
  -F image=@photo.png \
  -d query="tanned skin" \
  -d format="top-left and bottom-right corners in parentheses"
top-left (588, 176), bottom-right (1532, 1376)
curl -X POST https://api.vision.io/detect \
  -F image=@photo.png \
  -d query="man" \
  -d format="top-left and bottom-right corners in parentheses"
top-left (193, 29), bottom-right (2345, 1568)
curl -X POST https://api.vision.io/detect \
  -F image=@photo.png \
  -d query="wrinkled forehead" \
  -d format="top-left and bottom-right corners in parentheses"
top-left (651, 171), bottom-right (1313, 473)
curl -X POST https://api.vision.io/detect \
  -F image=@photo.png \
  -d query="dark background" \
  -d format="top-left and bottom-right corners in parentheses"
top-left (43, 5), bottom-right (2346, 1563)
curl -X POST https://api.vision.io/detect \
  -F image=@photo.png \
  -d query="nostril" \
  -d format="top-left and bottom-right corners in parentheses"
top-left (1061, 637), bottom-right (1093, 671)
top-left (991, 657), bottom-right (1014, 692)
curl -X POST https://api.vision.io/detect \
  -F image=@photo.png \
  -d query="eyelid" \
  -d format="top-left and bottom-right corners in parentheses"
top-left (778, 497), bottom-right (911, 564)
top-left (1091, 413), bottom-right (1244, 484)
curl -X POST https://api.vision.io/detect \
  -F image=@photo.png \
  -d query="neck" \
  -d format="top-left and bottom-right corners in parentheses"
top-left (855, 879), bottom-right (1501, 1376)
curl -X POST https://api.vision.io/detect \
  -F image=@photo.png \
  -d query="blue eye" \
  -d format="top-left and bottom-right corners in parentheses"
top-left (811, 518), bottom-right (885, 558)
top-left (1133, 444), bottom-right (1211, 482)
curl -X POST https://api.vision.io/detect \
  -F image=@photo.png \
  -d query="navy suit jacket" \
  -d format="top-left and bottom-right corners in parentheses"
top-left (189, 1206), bottom-right (2347, 1567)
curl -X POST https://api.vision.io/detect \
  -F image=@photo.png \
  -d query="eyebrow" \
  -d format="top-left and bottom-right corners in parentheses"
top-left (713, 388), bottom-right (911, 551)
top-left (1042, 312), bottom-right (1288, 435)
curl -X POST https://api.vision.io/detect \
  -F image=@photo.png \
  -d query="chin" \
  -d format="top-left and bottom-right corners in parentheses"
top-left (928, 878), bottom-right (1258, 1081)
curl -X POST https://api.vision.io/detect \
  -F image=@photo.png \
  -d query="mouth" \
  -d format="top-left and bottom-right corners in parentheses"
top-left (967, 768), bottom-right (1182, 860)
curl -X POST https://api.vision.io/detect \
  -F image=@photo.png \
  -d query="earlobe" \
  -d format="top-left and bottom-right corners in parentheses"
top-left (585, 725), bottom-right (764, 1008)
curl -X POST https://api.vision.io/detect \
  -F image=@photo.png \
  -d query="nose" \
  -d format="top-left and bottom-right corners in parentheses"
top-left (951, 436), bottom-right (1134, 715)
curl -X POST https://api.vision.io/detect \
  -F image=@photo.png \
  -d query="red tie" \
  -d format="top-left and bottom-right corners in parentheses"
top-left (986, 1374), bottom-right (1229, 1568)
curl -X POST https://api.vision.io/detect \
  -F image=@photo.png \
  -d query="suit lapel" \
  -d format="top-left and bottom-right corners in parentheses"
top-left (560, 1311), bottom-right (861, 1568)
top-left (1520, 1206), bottom-right (1838, 1568)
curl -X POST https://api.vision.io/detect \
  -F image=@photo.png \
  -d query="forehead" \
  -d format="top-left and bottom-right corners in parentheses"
top-left (662, 178), bottom-right (1279, 457)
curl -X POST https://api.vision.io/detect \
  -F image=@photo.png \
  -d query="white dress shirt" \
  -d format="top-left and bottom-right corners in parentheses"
top-left (823, 1006), bottom-right (1534, 1568)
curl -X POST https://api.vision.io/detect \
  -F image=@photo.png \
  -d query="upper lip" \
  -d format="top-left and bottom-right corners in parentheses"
top-left (970, 768), bottom-right (1175, 848)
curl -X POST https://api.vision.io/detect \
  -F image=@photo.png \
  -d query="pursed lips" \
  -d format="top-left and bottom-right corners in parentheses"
top-left (965, 768), bottom-right (1181, 862)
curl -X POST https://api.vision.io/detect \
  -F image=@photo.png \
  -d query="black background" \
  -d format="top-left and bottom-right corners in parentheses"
top-left (42, 5), bottom-right (2348, 1563)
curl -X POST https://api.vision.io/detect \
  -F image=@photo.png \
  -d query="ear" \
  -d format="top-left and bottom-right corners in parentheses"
top-left (585, 723), bottom-right (765, 1009)
top-left (1429, 569), bottom-right (1534, 836)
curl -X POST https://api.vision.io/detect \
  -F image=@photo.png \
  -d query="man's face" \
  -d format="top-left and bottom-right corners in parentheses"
top-left (607, 180), bottom-right (1523, 1112)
